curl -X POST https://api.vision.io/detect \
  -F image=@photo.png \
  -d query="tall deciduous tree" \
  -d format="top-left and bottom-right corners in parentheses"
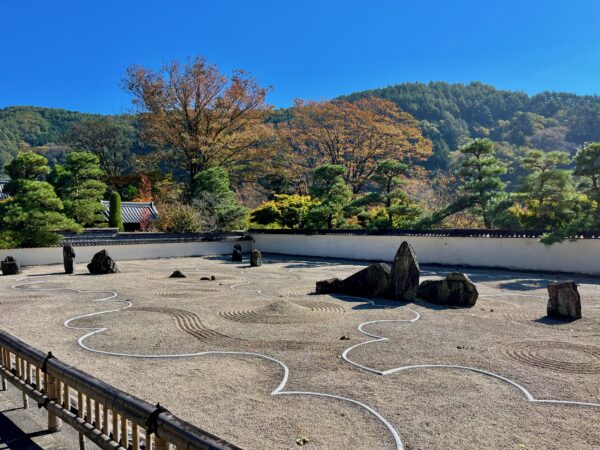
top-left (457, 139), bottom-right (506, 228)
top-left (123, 57), bottom-right (272, 187)
top-left (65, 117), bottom-right (135, 177)
top-left (278, 98), bottom-right (432, 194)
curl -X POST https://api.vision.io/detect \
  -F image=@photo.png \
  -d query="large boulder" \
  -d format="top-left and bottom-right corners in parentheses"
top-left (169, 270), bottom-right (186, 278)
top-left (250, 249), bottom-right (262, 267)
top-left (417, 272), bottom-right (478, 307)
top-left (1, 256), bottom-right (22, 275)
top-left (63, 243), bottom-right (76, 274)
top-left (547, 281), bottom-right (581, 320)
top-left (87, 250), bottom-right (119, 274)
top-left (315, 263), bottom-right (391, 297)
top-left (341, 263), bottom-right (391, 297)
top-left (389, 241), bottom-right (420, 301)
top-left (232, 244), bottom-right (243, 262)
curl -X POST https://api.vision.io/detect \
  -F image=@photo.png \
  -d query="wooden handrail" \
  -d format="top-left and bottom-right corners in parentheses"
top-left (0, 330), bottom-right (241, 450)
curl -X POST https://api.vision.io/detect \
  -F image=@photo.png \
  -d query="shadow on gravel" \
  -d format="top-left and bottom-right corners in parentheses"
top-left (533, 316), bottom-right (579, 325)
top-left (0, 411), bottom-right (48, 449)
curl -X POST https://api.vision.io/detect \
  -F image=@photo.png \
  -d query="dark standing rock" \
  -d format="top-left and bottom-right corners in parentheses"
top-left (63, 243), bottom-right (76, 274)
top-left (1, 256), bottom-right (22, 275)
top-left (169, 270), bottom-right (186, 278)
top-left (87, 250), bottom-right (119, 274)
top-left (315, 278), bottom-right (343, 294)
top-left (389, 241), bottom-right (420, 301)
top-left (417, 272), bottom-right (478, 307)
top-left (232, 244), bottom-right (243, 262)
top-left (547, 281), bottom-right (581, 320)
top-left (251, 249), bottom-right (263, 267)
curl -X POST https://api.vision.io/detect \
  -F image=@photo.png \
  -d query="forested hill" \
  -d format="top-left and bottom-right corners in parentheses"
top-left (3, 82), bottom-right (600, 172)
top-left (0, 106), bottom-right (98, 170)
top-left (342, 81), bottom-right (600, 168)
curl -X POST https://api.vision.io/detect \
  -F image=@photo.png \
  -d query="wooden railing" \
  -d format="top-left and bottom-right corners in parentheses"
top-left (0, 330), bottom-right (241, 450)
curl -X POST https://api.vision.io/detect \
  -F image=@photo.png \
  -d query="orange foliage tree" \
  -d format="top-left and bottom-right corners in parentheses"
top-left (123, 57), bottom-right (273, 187)
top-left (276, 98), bottom-right (432, 193)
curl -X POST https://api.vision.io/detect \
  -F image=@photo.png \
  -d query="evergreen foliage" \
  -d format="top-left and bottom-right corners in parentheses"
top-left (51, 151), bottom-right (107, 227)
top-left (192, 167), bottom-right (248, 231)
top-left (108, 191), bottom-right (124, 231)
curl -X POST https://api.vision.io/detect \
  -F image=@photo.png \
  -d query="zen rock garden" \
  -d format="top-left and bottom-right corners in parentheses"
top-left (0, 246), bottom-right (597, 450)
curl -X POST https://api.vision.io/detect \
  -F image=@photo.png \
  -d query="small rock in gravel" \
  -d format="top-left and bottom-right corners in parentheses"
top-left (169, 270), bottom-right (186, 278)
top-left (340, 335), bottom-right (350, 340)
top-left (296, 437), bottom-right (310, 446)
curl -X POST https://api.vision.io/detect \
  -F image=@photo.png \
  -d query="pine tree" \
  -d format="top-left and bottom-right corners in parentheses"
top-left (51, 151), bottom-right (107, 227)
top-left (457, 139), bottom-right (506, 228)
top-left (192, 167), bottom-right (248, 231)
top-left (306, 164), bottom-right (352, 229)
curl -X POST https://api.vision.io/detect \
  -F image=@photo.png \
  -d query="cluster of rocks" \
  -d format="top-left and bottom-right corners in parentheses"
top-left (547, 281), bottom-right (581, 320)
top-left (1, 256), bottom-right (22, 275)
top-left (231, 245), bottom-right (263, 267)
top-left (316, 241), bottom-right (478, 307)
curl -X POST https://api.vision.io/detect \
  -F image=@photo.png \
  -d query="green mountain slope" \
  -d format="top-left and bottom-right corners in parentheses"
top-left (342, 81), bottom-right (600, 168)
top-left (0, 106), bottom-right (98, 170)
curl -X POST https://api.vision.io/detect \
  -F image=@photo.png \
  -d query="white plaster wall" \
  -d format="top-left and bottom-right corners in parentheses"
top-left (250, 234), bottom-right (600, 276)
top-left (0, 241), bottom-right (251, 267)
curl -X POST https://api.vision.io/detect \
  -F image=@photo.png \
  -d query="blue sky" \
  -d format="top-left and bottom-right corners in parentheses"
top-left (1, 0), bottom-right (599, 114)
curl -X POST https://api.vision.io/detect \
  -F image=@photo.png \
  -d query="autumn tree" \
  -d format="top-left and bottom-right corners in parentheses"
top-left (123, 57), bottom-right (272, 187)
top-left (277, 98), bottom-right (432, 194)
top-left (65, 117), bottom-right (135, 177)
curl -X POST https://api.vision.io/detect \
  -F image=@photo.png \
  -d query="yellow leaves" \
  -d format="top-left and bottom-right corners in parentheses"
top-left (279, 97), bottom-right (432, 192)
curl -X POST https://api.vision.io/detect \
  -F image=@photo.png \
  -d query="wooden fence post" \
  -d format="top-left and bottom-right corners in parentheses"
top-left (46, 374), bottom-right (62, 432)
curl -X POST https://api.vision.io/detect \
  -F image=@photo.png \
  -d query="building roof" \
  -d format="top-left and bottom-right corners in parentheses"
top-left (101, 200), bottom-right (159, 224)
top-left (0, 180), bottom-right (9, 200)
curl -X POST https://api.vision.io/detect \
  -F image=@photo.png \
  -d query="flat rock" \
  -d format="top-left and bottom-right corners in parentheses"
top-left (389, 241), bottom-right (420, 301)
top-left (170, 270), bottom-right (186, 278)
top-left (547, 281), bottom-right (581, 320)
top-left (315, 278), bottom-right (343, 294)
top-left (315, 263), bottom-right (391, 297)
top-left (87, 250), bottom-right (119, 274)
top-left (417, 272), bottom-right (478, 307)
top-left (251, 249), bottom-right (262, 267)
top-left (1, 256), bottom-right (22, 275)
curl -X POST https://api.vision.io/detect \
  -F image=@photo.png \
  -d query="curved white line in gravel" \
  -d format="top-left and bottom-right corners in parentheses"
top-left (11, 276), bottom-right (404, 450)
top-left (339, 297), bottom-right (600, 409)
